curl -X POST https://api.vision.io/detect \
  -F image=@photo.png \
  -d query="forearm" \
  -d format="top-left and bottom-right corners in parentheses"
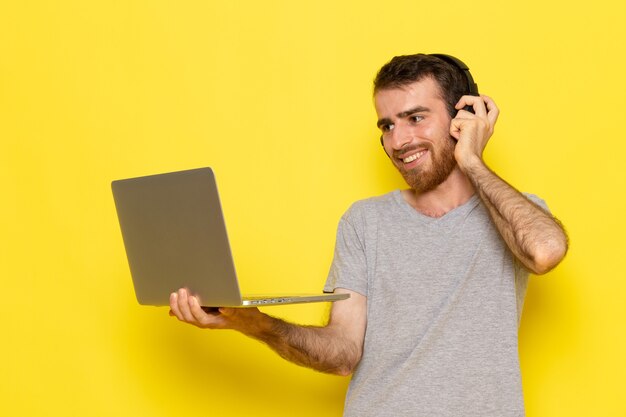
top-left (461, 156), bottom-right (568, 274)
top-left (240, 312), bottom-right (361, 376)
top-left (170, 288), bottom-right (366, 375)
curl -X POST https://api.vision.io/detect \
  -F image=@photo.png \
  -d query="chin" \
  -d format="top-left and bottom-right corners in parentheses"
top-left (401, 165), bottom-right (455, 194)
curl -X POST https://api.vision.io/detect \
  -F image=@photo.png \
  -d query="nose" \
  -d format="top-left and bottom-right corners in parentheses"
top-left (387, 123), bottom-right (413, 151)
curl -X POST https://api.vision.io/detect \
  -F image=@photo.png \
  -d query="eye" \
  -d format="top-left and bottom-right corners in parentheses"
top-left (409, 115), bottom-right (424, 124)
top-left (380, 123), bottom-right (394, 133)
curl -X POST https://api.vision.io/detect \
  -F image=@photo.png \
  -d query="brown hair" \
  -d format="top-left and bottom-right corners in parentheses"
top-left (373, 53), bottom-right (469, 117)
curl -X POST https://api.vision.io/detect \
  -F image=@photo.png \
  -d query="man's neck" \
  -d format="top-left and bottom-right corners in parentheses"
top-left (402, 167), bottom-right (475, 218)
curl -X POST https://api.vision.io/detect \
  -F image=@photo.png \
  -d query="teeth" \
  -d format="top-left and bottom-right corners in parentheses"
top-left (403, 150), bottom-right (426, 163)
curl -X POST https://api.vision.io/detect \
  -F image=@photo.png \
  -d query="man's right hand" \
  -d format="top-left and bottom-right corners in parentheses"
top-left (169, 288), bottom-right (265, 333)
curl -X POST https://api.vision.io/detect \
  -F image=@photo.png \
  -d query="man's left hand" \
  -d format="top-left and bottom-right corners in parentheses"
top-left (449, 95), bottom-right (499, 170)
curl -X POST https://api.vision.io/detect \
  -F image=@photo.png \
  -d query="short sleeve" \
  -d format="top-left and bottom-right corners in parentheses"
top-left (324, 209), bottom-right (368, 297)
top-left (523, 192), bottom-right (550, 212)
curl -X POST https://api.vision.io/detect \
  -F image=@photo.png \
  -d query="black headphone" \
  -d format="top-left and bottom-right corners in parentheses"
top-left (379, 53), bottom-right (479, 148)
top-left (429, 53), bottom-right (479, 98)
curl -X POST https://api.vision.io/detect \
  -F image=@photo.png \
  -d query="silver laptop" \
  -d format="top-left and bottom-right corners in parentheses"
top-left (111, 167), bottom-right (348, 307)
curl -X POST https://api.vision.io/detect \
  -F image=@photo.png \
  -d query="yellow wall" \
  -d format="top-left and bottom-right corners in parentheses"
top-left (1, 1), bottom-right (624, 416)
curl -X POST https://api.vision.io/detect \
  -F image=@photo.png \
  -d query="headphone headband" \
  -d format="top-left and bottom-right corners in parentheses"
top-left (428, 53), bottom-right (479, 96)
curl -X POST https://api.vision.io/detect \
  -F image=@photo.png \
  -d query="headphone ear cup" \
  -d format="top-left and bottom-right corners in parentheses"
top-left (380, 135), bottom-right (390, 157)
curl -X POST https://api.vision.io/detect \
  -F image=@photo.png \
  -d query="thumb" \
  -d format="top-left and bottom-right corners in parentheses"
top-left (218, 307), bottom-right (236, 316)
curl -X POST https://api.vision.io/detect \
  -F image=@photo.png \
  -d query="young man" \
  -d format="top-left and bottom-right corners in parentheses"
top-left (169, 54), bottom-right (568, 416)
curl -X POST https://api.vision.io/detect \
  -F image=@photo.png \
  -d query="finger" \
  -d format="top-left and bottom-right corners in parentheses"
top-left (482, 95), bottom-right (500, 126)
top-left (455, 95), bottom-right (487, 118)
top-left (169, 292), bottom-right (184, 320)
top-left (177, 288), bottom-right (197, 323)
top-left (189, 296), bottom-right (219, 327)
top-left (449, 117), bottom-right (464, 140)
top-left (453, 109), bottom-right (475, 120)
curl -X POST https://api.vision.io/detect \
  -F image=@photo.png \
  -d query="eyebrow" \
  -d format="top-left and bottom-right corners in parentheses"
top-left (377, 105), bottom-right (431, 128)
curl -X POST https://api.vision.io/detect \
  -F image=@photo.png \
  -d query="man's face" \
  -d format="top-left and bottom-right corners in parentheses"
top-left (375, 77), bottom-right (457, 193)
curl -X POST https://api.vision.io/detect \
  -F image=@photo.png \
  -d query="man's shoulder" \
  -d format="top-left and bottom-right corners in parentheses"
top-left (346, 190), bottom-right (399, 215)
top-left (337, 190), bottom-right (401, 230)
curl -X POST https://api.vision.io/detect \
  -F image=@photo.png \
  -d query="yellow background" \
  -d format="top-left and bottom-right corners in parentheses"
top-left (1, 0), bottom-right (624, 416)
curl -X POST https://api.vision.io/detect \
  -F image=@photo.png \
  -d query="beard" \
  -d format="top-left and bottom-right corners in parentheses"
top-left (394, 135), bottom-right (458, 193)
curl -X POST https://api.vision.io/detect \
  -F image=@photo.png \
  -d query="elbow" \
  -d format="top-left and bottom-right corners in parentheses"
top-left (529, 237), bottom-right (569, 275)
top-left (330, 348), bottom-right (363, 377)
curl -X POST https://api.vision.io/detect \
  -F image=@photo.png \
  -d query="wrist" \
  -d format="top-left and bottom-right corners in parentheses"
top-left (243, 310), bottom-right (279, 340)
top-left (457, 153), bottom-right (484, 174)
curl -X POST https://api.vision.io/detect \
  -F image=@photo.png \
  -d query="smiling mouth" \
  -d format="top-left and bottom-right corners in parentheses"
top-left (401, 149), bottom-right (427, 164)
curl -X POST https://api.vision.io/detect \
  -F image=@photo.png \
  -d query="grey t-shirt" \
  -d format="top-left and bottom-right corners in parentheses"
top-left (324, 190), bottom-right (547, 417)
